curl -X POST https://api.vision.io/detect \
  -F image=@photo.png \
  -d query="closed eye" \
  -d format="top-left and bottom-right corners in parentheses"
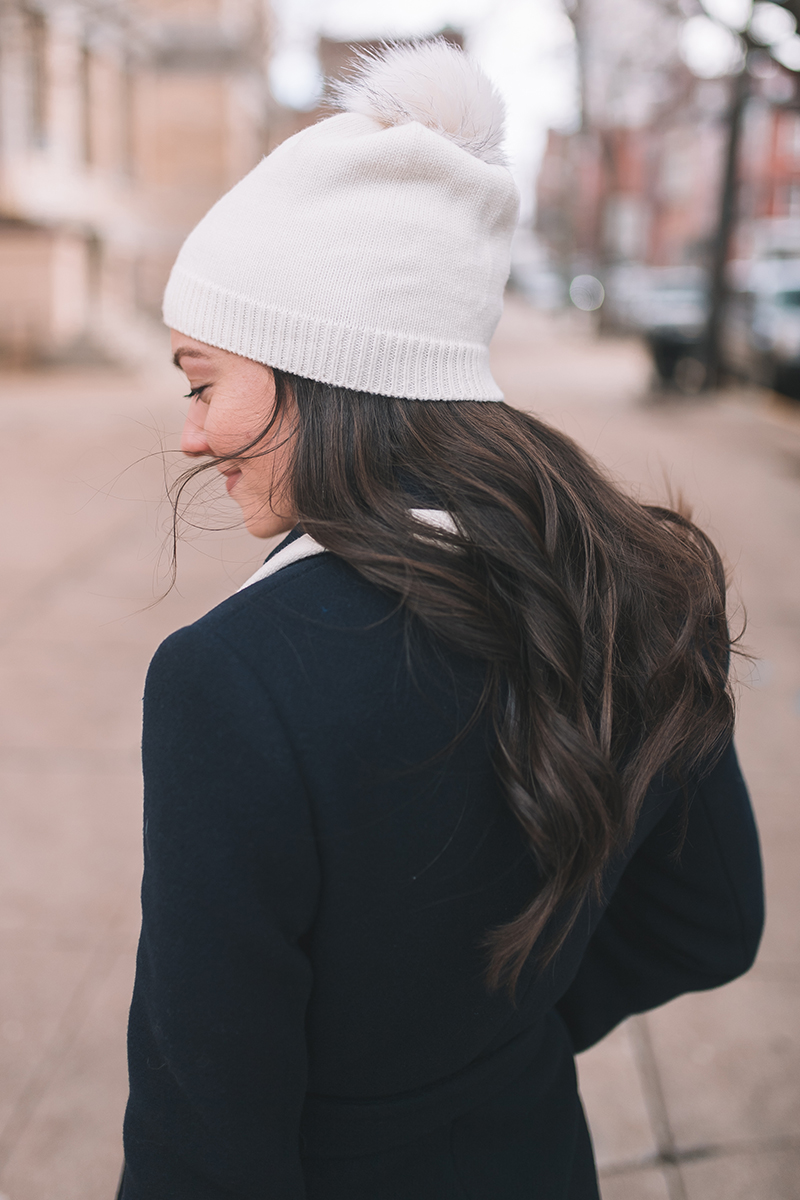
top-left (184, 385), bottom-right (209, 400)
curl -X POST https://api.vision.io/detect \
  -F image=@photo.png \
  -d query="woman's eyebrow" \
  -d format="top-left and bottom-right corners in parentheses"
top-left (172, 347), bottom-right (208, 368)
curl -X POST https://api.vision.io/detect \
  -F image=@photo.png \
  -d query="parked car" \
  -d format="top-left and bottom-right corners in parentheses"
top-left (601, 257), bottom-right (800, 397)
top-left (732, 258), bottom-right (800, 397)
top-left (508, 262), bottom-right (567, 310)
top-left (608, 265), bottom-right (709, 392)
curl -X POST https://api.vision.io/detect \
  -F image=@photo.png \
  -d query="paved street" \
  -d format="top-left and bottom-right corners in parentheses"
top-left (0, 295), bottom-right (797, 1199)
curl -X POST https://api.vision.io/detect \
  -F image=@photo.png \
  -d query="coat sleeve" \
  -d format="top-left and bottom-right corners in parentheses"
top-left (556, 740), bottom-right (764, 1053)
top-left (121, 624), bottom-right (320, 1200)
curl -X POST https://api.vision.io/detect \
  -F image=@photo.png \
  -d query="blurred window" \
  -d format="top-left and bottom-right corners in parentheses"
top-left (80, 45), bottom-right (93, 167)
top-left (778, 111), bottom-right (800, 160)
top-left (26, 9), bottom-right (47, 149)
top-left (652, 288), bottom-right (703, 303)
top-left (776, 182), bottom-right (800, 216)
top-left (659, 144), bottom-right (694, 202)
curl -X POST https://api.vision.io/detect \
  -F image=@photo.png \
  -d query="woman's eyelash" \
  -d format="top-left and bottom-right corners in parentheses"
top-left (184, 385), bottom-right (209, 400)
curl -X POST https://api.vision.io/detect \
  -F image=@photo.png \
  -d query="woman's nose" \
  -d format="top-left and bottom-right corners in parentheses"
top-left (180, 406), bottom-right (211, 457)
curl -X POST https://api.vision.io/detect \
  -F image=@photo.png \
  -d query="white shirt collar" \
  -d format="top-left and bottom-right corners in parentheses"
top-left (237, 509), bottom-right (457, 593)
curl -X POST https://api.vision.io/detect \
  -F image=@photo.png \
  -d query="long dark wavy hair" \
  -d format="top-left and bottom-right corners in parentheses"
top-left (172, 368), bottom-right (735, 991)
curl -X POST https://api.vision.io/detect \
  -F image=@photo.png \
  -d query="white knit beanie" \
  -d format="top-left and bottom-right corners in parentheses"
top-left (163, 40), bottom-right (519, 401)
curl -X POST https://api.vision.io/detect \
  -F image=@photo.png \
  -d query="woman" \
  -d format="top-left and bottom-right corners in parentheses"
top-left (121, 41), bottom-right (763, 1200)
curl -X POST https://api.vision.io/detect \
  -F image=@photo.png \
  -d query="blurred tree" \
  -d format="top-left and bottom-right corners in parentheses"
top-left (705, 1), bottom-right (800, 387)
top-left (542, 0), bottom-right (800, 390)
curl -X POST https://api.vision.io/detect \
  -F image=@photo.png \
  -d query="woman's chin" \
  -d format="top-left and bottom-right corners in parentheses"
top-left (242, 508), bottom-right (296, 540)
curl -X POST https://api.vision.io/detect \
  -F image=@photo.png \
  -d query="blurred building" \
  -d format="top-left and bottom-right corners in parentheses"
top-left (738, 79), bottom-right (800, 259)
top-left (536, 22), bottom-right (733, 281)
top-left (541, 0), bottom-right (708, 273)
top-left (537, 86), bottom-right (726, 274)
top-left (0, 0), bottom-right (271, 365)
top-left (536, 0), bottom-right (800, 299)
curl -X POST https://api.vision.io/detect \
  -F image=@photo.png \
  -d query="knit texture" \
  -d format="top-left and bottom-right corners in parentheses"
top-left (163, 44), bottom-right (520, 401)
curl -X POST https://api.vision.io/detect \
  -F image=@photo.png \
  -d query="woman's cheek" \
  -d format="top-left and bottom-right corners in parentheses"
top-left (207, 413), bottom-right (252, 458)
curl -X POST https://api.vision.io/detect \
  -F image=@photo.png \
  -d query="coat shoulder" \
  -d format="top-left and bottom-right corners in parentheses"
top-left (148, 552), bottom-right (405, 723)
top-left (157, 552), bottom-right (387, 661)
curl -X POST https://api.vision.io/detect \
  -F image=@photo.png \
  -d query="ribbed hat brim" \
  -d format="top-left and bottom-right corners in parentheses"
top-left (164, 266), bottom-right (504, 401)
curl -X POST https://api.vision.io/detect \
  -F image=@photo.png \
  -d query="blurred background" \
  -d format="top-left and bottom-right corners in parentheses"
top-left (9, 0), bottom-right (800, 392)
top-left (0, 1), bottom-right (798, 1198)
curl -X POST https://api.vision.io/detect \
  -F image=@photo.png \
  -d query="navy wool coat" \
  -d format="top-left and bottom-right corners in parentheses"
top-left (121, 531), bottom-right (764, 1200)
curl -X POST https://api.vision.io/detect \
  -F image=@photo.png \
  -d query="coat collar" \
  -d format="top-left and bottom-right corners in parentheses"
top-left (238, 528), bottom-right (326, 592)
top-left (237, 510), bottom-right (457, 593)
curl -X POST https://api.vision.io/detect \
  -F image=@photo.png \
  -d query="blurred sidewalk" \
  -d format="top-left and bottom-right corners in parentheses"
top-left (0, 296), bottom-right (797, 1199)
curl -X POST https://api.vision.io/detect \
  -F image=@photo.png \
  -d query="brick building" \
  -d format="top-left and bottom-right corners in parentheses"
top-left (738, 91), bottom-right (800, 259)
top-left (536, 85), bottom-right (727, 275)
top-left (537, 49), bottom-right (800, 284)
top-left (0, 0), bottom-right (271, 364)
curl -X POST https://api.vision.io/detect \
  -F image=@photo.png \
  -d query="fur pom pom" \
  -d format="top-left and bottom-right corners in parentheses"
top-left (332, 40), bottom-right (508, 168)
